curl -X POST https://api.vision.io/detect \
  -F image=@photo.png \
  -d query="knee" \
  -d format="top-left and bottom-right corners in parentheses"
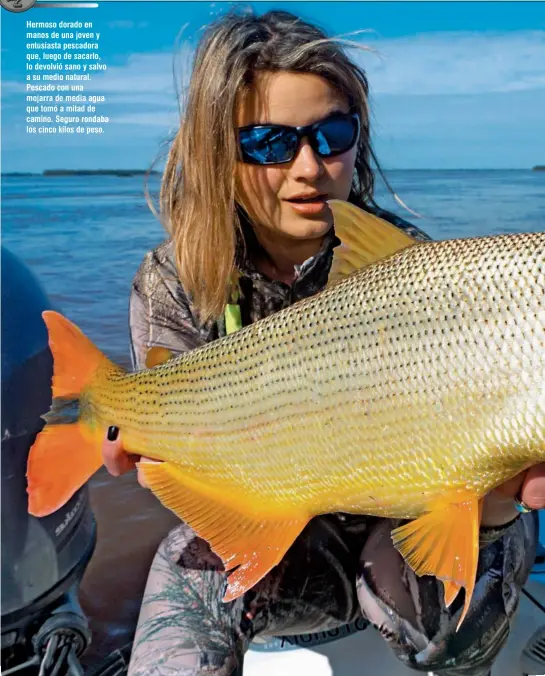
top-left (157, 522), bottom-right (224, 574)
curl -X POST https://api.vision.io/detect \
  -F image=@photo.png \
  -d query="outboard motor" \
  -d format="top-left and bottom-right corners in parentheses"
top-left (1, 247), bottom-right (96, 675)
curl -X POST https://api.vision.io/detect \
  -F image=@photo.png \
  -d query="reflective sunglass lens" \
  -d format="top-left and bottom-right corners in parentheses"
top-left (314, 118), bottom-right (356, 156)
top-left (240, 129), bottom-right (298, 163)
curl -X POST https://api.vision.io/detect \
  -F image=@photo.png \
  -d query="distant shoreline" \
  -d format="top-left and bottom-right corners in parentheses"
top-left (2, 170), bottom-right (160, 177)
top-left (2, 168), bottom-right (543, 177)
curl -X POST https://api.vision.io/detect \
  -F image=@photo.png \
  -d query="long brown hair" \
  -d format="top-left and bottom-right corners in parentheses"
top-left (158, 9), bottom-right (376, 323)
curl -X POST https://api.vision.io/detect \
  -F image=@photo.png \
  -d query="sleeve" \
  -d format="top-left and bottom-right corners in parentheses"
top-left (128, 522), bottom-right (247, 676)
top-left (128, 246), bottom-right (204, 371)
top-left (356, 512), bottom-right (538, 675)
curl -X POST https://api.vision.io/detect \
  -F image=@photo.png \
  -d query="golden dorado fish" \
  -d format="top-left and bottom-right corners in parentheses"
top-left (27, 200), bottom-right (545, 631)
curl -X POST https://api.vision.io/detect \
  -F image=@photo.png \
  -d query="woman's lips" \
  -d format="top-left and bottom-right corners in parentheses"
top-left (285, 196), bottom-right (328, 215)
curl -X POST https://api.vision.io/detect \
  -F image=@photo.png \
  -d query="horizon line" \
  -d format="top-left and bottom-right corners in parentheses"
top-left (2, 167), bottom-right (543, 176)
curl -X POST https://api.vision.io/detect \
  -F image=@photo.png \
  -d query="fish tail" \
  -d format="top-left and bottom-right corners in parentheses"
top-left (27, 310), bottom-right (115, 517)
top-left (27, 422), bottom-right (102, 516)
top-left (42, 310), bottom-right (110, 398)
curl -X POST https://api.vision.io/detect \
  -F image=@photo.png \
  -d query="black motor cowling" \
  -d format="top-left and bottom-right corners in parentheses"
top-left (1, 247), bottom-right (96, 673)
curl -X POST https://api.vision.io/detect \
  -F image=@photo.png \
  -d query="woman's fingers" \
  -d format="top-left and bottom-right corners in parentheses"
top-left (102, 426), bottom-right (140, 476)
top-left (101, 425), bottom-right (162, 489)
top-left (483, 463), bottom-right (545, 525)
top-left (518, 463), bottom-right (545, 510)
top-left (492, 463), bottom-right (545, 509)
top-left (492, 471), bottom-right (526, 499)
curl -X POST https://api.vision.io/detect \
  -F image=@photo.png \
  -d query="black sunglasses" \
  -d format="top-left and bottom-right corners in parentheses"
top-left (237, 110), bottom-right (360, 166)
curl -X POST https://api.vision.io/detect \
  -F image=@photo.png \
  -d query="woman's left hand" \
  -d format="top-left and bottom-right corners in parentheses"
top-left (482, 463), bottom-right (545, 527)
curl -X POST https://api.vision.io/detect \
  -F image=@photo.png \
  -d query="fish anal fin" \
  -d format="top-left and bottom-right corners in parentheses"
top-left (443, 580), bottom-right (462, 608)
top-left (27, 422), bottom-right (102, 517)
top-left (145, 347), bottom-right (174, 369)
top-left (391, 490), bottom-right (481, 631)
top-left (139, 462), bottom-right (309, 601)
top-left (327, 200), bottom-right (419, 285)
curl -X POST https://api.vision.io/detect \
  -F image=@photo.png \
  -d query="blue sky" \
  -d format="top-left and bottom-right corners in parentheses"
top-left (2, 1), bottom-right (545, 171)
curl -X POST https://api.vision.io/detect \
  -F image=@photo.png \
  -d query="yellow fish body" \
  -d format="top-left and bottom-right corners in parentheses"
top-left (27, 201), bottom-right (545, 630)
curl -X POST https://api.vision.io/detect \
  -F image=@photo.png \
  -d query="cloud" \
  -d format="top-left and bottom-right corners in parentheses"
top-left (85, 45), bottom-right (193, 102)
top-left (106, 20), bottom-right (149, 30)
top-left (340, 30), bottom-right (545, 168)
top-left (347, 30), bottom-right (545, 96)
top-left (2, 81), bottom-right (25, 93)
top-left (113, 111), bottom-right (178, 129)
top-left (372, 88), bottom-right (545, 168)
top-left (80, 29), bottom-right (545, 118)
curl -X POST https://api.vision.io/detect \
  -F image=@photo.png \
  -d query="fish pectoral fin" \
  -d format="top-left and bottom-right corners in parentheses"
top-left (391, 490), bottom-right (482, 631)
top-left (145, 347), bottom-right (175, 369)
top-left (138, 461), bottom-right (309, 602)
top-left (327, 200), bottom-right (419, 286)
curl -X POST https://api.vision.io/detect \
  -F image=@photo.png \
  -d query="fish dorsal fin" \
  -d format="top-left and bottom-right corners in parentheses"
top-left (327, 200), bottom-right (419, 286)
top-left (139, 461), bottom-right (309, 601)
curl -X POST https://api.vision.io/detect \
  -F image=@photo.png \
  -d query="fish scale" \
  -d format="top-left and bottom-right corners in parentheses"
top-left (27, 201), bottom-right (545, 629)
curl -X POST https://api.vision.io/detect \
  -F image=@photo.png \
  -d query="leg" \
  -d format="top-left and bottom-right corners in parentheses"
top-left (356, 513), bottom-right (538, 675)
top-left (129, 514), bottom-right (368, 675)
top-left (129, 523), bottom-right (247, 676)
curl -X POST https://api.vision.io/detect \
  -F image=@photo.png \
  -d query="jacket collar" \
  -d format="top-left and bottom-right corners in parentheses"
top-left (235, 211), bottom-right (340, 293)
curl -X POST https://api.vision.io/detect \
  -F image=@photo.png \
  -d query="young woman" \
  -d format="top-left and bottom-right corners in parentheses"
top-left (102, 9), bottom-right (541, 676)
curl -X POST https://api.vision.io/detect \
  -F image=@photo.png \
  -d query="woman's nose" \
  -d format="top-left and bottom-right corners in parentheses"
top-left (289, 138), bottom-right (324, 180)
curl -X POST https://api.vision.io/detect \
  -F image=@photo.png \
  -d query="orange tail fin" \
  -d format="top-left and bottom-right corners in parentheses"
top-left (27, 423), bottom-right (103, 516)
top-left (42, 310), bottom-right (107, 398)
top-left (27, 311), bottom-right (114, 517)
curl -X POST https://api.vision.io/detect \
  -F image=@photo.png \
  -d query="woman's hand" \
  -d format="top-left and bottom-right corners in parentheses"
top-left (101, 426), bottom-right (161, 488)
top-left (482, 463), bottom-right (545, 527)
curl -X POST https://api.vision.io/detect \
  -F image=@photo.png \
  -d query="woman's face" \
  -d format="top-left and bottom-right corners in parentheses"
top-left (235, 71), bottom-right (358, 247)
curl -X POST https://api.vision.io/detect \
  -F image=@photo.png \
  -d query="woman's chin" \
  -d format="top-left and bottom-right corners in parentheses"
top-left (282, 217), bottom-right (333, 241)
